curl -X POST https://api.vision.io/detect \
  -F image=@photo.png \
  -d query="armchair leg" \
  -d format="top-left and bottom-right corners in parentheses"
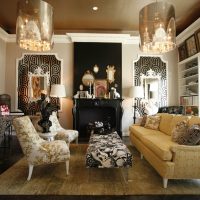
top-left (66, 160), bottom-right (69, 175)
top-left (27, 164), bottom-right (34, 181)
top-left (163, 178), bottom-right (168, 188)
top-left (76, 137), bottom-right (78, 144)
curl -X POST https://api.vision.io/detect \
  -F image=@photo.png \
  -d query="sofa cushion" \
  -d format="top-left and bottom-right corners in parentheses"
top-left (188, 116), bottom-right (200, 126)
top-left (141, 133), bottom-right (177, 161)
top-left (140, 115), bottom-right (147, 127)
top-left (158, 113), bottom-right (174, 135)
top-left (129, 125), bottom-right (160, 140)
top-left (171, 120), bottom-right (188, 142)
top-left (144, 115), bottom-right (161, 130)
top-left (176, 124), bottom-right (200, 145)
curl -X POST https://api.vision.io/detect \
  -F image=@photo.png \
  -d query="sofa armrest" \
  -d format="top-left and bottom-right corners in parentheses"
top-left (171, 145), bottom-right (200, 152)
top-left (170, 145), bottom-right (200, 178)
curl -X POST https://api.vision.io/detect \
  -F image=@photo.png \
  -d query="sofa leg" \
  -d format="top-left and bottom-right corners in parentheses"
top-left (27, 164), bottom-right (34, 181)
top-left (66, 160), bottom-right (69, 175)
top-left (140, 153), bottom-right (143, 159)
top-left (163, 178), bottom-right (168, 188)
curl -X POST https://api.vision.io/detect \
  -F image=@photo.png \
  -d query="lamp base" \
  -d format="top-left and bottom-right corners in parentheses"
top-left (133, 103), bottom-right (137, 124)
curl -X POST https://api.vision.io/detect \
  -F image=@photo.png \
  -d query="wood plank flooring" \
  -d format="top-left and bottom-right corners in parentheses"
top-left (0, 134), bottom-right (23, 174)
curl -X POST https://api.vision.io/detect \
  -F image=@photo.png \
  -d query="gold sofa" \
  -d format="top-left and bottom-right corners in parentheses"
top-left (129, 113), bottom-right (200, 188)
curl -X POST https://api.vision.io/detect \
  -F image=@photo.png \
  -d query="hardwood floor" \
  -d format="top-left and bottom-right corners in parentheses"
top-left (0, 133), bottom-right (23, 174)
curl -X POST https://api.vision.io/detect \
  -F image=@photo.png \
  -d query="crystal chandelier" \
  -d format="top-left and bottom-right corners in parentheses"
top-left (16, 0), bottom-right (54, 51)
top-left (139, 1), bottom-right (176, 53)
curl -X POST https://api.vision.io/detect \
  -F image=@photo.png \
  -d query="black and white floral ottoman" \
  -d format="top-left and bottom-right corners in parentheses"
top-left (86, 131), bottom-right (132, 168)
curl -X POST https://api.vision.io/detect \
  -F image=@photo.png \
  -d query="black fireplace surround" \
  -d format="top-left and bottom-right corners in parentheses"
top-left (72, 98), bottom-right (123, 141)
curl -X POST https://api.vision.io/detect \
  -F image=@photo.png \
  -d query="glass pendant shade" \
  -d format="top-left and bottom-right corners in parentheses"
top-left (16, 0), bottom-right (53, 51)
top-left (139, 1), bottom-right (176, 53)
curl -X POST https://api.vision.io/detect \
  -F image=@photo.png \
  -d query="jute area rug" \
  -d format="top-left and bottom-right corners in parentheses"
top-left (0, 144), bottom-right (199, 195)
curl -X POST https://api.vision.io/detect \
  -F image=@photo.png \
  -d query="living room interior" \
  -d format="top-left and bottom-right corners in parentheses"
top-left (0, 0), bottom-right (200, 199)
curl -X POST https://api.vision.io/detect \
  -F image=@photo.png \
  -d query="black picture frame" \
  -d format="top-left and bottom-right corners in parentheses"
top-left (79, 91), bottom-right (88, 98)
top-left (195, 28), bottom-right (200, 52)
top-left (185, 34), bottom-right (198, 57)
top-left (178, 42), bottom-right (188, 62)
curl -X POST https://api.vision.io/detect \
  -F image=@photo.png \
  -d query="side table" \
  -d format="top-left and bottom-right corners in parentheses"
top-left (39, 132), bottom-right (57, 141)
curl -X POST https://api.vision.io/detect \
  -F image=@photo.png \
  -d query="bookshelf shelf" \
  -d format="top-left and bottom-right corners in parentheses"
top-left (178, 53), bottom-right (200, 116)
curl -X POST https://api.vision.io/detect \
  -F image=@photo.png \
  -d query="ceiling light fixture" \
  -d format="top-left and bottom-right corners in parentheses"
top-left (139, 1), bottom-right (176, 53)
top-left (16, 0), bottom-right (54, 51)
top-left (92, 6), bottom-right (98, 11)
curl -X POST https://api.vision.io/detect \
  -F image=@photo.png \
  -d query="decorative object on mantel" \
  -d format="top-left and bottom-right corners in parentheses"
top-left (110, 87), bottom-right (120, 99)
top-left (139, 1), bottom-right (176, 53)
top-left (82, 70), bottom-right (95, 95)
top-left (106, 65), bottom-right (116, 84)
top-left (94, 79), bottom-right (108, 98)
top-left (73, 43), bottom-right (122, 97)
top-left (79, 84), bottom-right (83, 91)
top-left (93, 64), bottom-right (99, 73)
top-left (16, 0), bottom-right (54, 51)
top-left (129, 86), bottom-right (144, 124)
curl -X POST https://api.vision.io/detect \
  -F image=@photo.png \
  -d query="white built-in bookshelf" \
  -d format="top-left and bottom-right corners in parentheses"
top-left (178, 53), bottom-right (200, 116)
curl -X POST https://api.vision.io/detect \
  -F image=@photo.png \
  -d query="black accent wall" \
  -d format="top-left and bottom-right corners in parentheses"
top-left (73, 42), bottom-right (122, 96)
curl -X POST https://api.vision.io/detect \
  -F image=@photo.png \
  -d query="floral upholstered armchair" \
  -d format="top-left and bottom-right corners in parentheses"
top-left (13, 116), bottom-right (70, 181)
top-left (49, 112), bottom-right (79, 144)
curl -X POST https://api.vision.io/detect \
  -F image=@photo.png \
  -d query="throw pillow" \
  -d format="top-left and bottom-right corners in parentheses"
top-left (176, 124), bottom-right (200, 145)
top-left (171, 120), bottom-right (188, 142)
top-left (144, 115), bottom-right (161, 130)
top-left (140, 115), bottom-right (147, 127)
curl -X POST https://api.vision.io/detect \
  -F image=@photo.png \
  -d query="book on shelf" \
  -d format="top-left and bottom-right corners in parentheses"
top-left (180, 96), bottom-right (193, 105)
top-left (193, 96), bottom-right (199, 106)
top-left (180, 95), bottom-right (199, 106)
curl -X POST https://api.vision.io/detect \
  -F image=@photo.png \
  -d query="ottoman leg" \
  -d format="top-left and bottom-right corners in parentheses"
top-left (121, 167), bottom-right (132, 183)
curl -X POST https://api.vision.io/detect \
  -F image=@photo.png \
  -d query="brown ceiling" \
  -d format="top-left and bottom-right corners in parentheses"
top-left (0, 0), bottom-right (200, 36)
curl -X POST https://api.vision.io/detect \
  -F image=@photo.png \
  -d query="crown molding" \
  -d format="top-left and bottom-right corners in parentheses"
top-left (53, 35), bottom-right (71, 43)
top-left (0, 28), bottom-right (71, 43)
top-left (0, 27), bottom-right (139, 44)
top-left (176, 17), bottom-right (200, 45)
top-left (0, 27), bottom-right (9, 41)
top-left (66, 33), bottom-right (139, 44)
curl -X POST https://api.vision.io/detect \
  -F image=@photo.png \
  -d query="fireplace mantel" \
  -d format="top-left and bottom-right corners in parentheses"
top-left (72, 98), bottom-right (123, 141)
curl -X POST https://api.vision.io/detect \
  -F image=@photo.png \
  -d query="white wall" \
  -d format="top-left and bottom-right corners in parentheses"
top-left (0, 37), bottom-right (6, 94)
top-left (163, 48), bottom-right (179, 106)
top-left (121, 43), bottom-right (139, 136)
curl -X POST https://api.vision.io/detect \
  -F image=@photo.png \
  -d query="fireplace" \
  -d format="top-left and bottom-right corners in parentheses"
top-left (72, 99), bottom-right (123, 141)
